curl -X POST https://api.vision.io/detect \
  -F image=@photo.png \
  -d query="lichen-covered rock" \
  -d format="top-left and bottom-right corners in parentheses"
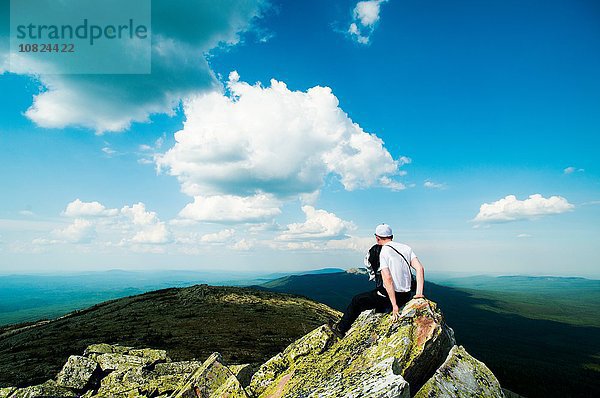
top-left (395, 299), bottom-right (456, 393)
top-left (248, 352), bottom-right (288, 396)
top-left (145, 362), bottom-right (204, 396)
top-left (56, 355), bottom-right (99, 390)
top-left (0, 387), bottom-right (16, 398)
top-left (90, 363), bottom-right (197, 398)
top-left (128, 348), bottom-right (169, 364)
top-left (414, 345), bottom-right (504, 398)
top-left (282, 324), bottom-right (335, 362)
top-left (153, 361), bottom-right (202, 376)
top-left (229, 364), bottom-right (258, 388)
top-left (250, 298), bottom-right (454, 398)
top-left (95, 367), bottom-right (146, 397)
top-left (248, 325), bottom-right (335, 396)
top-left (9, 379), bottom-right (77, 397)
top-left (145, 374), bottom-right (189, 396)
top-left (95, 353), bottom-right (151, 371)
top-left (84, 343), bottom-right (132, 357)
top-left (170, 352), bottom-right (249, 398)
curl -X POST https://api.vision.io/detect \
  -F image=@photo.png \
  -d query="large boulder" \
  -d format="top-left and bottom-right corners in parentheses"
top-left (0, 388), bottom-right (16, 398)
top-left (84, 343), bottom-right (133, 358)
top-left (95, 366), bottom-right (149, 397)
top-left (170, 352), bottom-right (249, 398)
top-left (153, 361), bottom-right (203, 376)
top-left (249, 298), bottom-right (455, 397)
top-left (95, 353), bottom-right (150, 372)
top-left (56, 355), bottom-right (99, 390)
top-left (8, 380), bottom-right (77, 398)
top-left (415, 345), bottom-right (504, 398)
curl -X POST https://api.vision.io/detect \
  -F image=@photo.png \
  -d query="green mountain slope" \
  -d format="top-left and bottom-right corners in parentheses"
top-left (258, 271), bottom-right (600, 398)
top-left (0, 284), bottom-right (340, 388)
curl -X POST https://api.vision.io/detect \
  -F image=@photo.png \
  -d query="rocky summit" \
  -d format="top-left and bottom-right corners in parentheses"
top-left (0, 299), bottom-right (505, 397)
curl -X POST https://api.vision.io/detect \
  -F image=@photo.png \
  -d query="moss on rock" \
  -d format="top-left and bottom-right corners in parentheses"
top-left (250, 298), bottom-right (454, 398)
top-left (0, 387), bottom-right (16, 398)
top-left (153, 361), bottom-right (203, 376)
top-left (170, 352), bottom-right (249, 398)
top-left (56, 355), bottom-right (99, 390)
top-left (9, 379), bottom-right (77, 398)
top-left (414, 345), bottom-right (504, 398)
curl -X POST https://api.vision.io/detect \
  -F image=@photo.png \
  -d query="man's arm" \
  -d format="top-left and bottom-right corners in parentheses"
top-left (411, 257), bottom-right (425, 298)
top-left (381, 268), bottom-right (399, 320)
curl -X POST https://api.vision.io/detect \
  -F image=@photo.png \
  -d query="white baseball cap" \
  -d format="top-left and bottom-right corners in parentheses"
top-left (375, 224), bottom-right (393, 237)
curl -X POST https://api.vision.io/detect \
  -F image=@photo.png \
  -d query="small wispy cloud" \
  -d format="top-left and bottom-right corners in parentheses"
top-left (139, 135), bottom-right (166, 152)
top-left (138, 134), bottom-right (167, 165)
top-left (516, 233), bottom-right (532, 238)
top-left (101, 146), bottom-right (117, 156)
top-left (347, 0), bottom-right (388, 45)
top-left (424, 180), bottom-right (446, 190)
top-left (564, 166), bottom-right (584, 174)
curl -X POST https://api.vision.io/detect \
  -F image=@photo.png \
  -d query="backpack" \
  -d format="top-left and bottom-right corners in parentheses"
top-left (366, 244), bottom-right (385, 294)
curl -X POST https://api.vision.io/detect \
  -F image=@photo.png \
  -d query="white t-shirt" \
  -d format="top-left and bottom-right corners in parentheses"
top-left (379, 242), bottom-right (417, 292)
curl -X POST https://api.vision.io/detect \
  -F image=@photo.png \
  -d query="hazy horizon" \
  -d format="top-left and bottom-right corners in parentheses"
top-left (1, 267), bottom-right (598, 281)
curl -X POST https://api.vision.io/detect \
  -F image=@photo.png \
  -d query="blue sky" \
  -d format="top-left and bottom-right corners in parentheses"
top-left (0, 0), bottom-right (599, 277)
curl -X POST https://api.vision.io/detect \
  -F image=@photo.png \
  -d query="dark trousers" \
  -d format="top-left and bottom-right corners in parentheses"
top-left (337, 289), bottom-right (411, 334)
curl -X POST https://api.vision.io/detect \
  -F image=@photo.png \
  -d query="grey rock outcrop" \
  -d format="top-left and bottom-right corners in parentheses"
top-left (56, 355), bottom-right (99, 390)
top-left (8, 379), bottom-right (78, 397)
top-left (248, 298), bottom-right (456, 397)
top-left (415, 345), bottom-right (504, 397)
top-left (2, 298), bottom-right (506, 398)
top-left (0, 388), bottom-right (16, 398)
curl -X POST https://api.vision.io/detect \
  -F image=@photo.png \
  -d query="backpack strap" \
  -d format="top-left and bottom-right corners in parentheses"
top-left (383, 244), bottom-right (411, 268)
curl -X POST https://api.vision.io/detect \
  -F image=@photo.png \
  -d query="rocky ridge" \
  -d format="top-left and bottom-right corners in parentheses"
top-left (0, 299), bottom-right (505, 397)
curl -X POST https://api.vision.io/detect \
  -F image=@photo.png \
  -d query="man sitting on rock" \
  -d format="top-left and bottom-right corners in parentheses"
top-left (330, 224), bottom-right (426, 338)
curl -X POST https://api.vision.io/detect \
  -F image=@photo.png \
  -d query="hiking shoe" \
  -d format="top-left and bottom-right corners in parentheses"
top-left (327, 319), bottom-right (345, 339)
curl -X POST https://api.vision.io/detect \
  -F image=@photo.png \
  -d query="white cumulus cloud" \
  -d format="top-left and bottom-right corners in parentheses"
top-left (201, 229), bottom-right (236, 243)
top-left (178, 195), bottom-right (282, 223)
top-left (120, 203), bottom-right (171, 244)
top-left (278, 206), bottom-right (356, 241)
top-left (347, 0), bottom-right (388, 44)
top-left (130, 223), bottom-right (171, 244)
top-left (121, 203), bottom-right (160, 226)
top-left (232, 239), bottom-right (254, 251)
top-left (54, 219), bottom-right (96, 243)
top-left (157, 74), bottom-right (406, 222)
top-left (473, 194), bottom-right (575, 224)
top-left (326, 236), bottom-right (373, 252)
top-left (64, 199), bottom-right (119, 218)
top-left (5, 0), bottom-right (267, 133)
